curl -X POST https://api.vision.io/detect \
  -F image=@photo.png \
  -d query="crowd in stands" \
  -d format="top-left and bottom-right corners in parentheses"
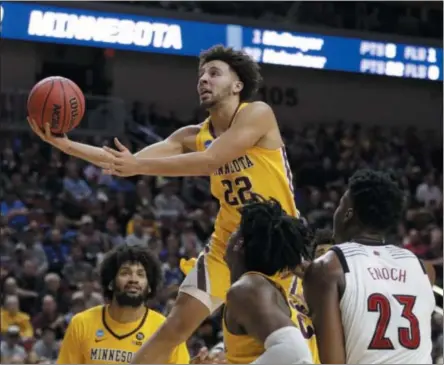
top-left (1, 1), bottom-right (443, 363)
top-left (1, 108), bottom-right (443, 363)
top-left (126, 1), bottom-right (443, 39)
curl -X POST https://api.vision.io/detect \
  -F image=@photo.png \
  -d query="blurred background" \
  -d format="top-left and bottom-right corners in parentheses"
top-left (0, 1), bottom-right (442, 364)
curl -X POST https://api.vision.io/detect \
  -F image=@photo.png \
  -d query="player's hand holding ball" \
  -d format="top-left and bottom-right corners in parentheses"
top-left (27, 76), bottom-right (85, 150)
top-left (27, 117), bottom-right (68, 149)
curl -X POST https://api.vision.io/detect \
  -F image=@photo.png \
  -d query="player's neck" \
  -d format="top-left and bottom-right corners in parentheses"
top-left (351, 231), bottom-right (386, 246)
top-left (107, 302), bottom-right (146, 323)
top-left (209, 98), bottom-right (240, 132)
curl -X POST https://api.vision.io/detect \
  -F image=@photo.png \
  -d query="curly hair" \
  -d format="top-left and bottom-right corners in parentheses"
top-left (100, 244), bottom-right (162, 301)
top-left (238, 196), bottom-right (313, 276)
top-left (199, 45), bottom-right (263, 101)
top-left (348, 169), bottom-right (405, 232)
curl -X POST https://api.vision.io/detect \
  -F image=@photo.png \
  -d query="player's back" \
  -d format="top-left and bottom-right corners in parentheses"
top-left (223, 272), bottom-right (316, 364)
top-left (333, 242), bottom-right (435, 364)
top-left (195, 102), bottom-right (298, 246)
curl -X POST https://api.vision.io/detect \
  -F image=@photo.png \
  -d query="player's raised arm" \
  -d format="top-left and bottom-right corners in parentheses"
top-left (227, 276), bottom-right (313, 364)
top-left (28, 117), bottom-right (198, 168)
top-left (103, 101), bottom-right (276, 177)
top-left (302, 251), bottom-right (346, 364)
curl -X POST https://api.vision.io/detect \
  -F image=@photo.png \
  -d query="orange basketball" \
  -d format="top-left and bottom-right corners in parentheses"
top-left (27, 76), bottom-right (85, 134)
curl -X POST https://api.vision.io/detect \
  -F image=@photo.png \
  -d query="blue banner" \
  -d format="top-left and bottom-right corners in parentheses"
top-left (1, 2), bottom-right (442, 81)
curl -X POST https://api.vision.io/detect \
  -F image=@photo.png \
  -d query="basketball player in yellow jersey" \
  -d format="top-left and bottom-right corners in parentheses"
top-left (222, 198), bottom-right (313, 364)
top-left (28, 45), bottom-right (299, 364)
top-left (283, 227), bottom-right (333, 363)
top-left (56, 244), bottom-right (189, 364)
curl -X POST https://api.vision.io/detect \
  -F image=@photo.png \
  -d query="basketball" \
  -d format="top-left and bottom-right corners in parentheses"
top-left (27, 76), bottom-right (85, 134)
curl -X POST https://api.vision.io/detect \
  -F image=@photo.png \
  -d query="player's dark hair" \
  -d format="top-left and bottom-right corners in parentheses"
top-left (199, 45), bottom-right (262, 101)
top-left (239, 196), bottom-right (313, 276)
top-left (100, 244), bottom-right (162, 301)
top-left (348, 169), bottom-right (404, 232)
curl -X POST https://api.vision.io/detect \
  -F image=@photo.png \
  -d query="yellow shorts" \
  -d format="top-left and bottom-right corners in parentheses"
top-left (179, 231), bottom-right (297, 313)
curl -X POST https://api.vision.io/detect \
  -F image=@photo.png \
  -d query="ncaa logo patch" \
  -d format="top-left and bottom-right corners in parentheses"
top-left (136, 332), bottom-right (145, 341)
top-left (204, 140), bottom-right (212, 149)
top-left (96, 329), bottom-right (104, 338)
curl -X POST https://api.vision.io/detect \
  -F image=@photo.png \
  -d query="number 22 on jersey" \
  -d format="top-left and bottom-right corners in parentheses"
top-left (221, 176), bottom-right (255, 206)
top-left (367, 293), bottom-right (420, 350)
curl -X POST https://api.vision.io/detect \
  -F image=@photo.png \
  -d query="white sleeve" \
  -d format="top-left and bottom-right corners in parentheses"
top-left (251, 326), bottom-right (313, 364)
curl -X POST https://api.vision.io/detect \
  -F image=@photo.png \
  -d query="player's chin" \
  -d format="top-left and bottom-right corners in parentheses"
top-left (199, 98), bottom-right (216, 109)
top-left (115, 292), bottom-right (145, 307)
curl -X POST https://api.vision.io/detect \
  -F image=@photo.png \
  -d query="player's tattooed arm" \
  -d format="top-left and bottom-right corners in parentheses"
top-left (103, 101), bottom-right (277, 177)
top-left (303, 251), bottom-right (346, 364)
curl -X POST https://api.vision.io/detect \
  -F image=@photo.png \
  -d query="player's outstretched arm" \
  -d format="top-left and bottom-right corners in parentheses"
top-left (227, 275), bottom-right (313, 364)
top-left (28, 118), bottom-right (117, 168)
top-left (303, 251), bottom-right (346, 364)
top-left (103, 101), bottom-right (276, 177)
top-left (28, 117), bottom-right (198, 168)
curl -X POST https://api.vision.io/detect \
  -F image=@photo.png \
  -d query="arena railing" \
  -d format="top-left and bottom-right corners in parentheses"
top-left (0, 89), bottom-right (126, 136)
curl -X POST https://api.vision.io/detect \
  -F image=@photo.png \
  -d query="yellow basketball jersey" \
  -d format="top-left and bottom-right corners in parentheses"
top-left (195, 102), bottom-right (298, 252)
top-left (289, 277), bottom-right (320, 364)
top-left (56, 305), bottom-right (190, 364)
top-left (223, 272), bottom-right (319, 364)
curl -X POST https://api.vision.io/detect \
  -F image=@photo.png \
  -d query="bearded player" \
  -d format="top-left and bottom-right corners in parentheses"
top-left (56, 244), bottom-right (189, 364)
top-left (29, 45), bottom-right (303, 364)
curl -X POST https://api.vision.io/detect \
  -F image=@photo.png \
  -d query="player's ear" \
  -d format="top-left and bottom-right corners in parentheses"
top-left (233, 81), bottom-right (243, 94)
top-left (233, 238), bottom-right (244, 252)
top-left (344, 208), bottom-right (354, 223)
top-left (108, 280), bottom-right (114, 291)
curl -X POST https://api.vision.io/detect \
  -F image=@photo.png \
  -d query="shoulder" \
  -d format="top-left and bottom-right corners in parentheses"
top-left (71, 305), bottom-right (103, 325)
top-left (304, 249), bottom-right (344, 288)
top-left (237, 101), bottom-right (274, 119)
top-left (169, 124), bottom-right (202, 141)
top-left (227, 274), bottom-right (273, 306)
top-left (145, 309), bottom-right (167, 325)
top-left (18, 311), bottom-right (31, 321)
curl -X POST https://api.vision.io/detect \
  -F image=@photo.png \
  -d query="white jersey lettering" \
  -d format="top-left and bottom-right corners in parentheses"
top-left (333, 242), bottom-right (435, 364)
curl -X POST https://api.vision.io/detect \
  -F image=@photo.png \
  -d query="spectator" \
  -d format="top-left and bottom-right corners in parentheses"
top-left (0, 325), bottom-right (27, 363)
top-left (154, 179), bottom-right (186, 219)
top-left (62, 161), bottom-right (93, 203)
top-left (126, 213), bottom-right (151, 247)
top-left (43, 228), bottom-right (70, 274)
top-left (32, 295), bottom-right (65, 339)
top-left (62, 244), bottom-right (94, 288)
top-left (1, 295), bottom-right (34, 339)
top-left (41, 273), bottom-right (70, 314)
top-left (16, 259), bottom-right (41, 315)
top-left (1, 188), bottom-right (29, 230)
top-left (74, 277), bottom-right (104, 309)
top-left (103, 216), bottom-right (126, 248)
top-left (416, 172), bottom-right (443, 209)
top-left (63, 292), bottom-right (87, 326)
top-left (77, 215), bottom-right (105, 262)
top-left (17, 223), bottom-right (48, 276)
top-left (31, 327), bottom-right (59, 363)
